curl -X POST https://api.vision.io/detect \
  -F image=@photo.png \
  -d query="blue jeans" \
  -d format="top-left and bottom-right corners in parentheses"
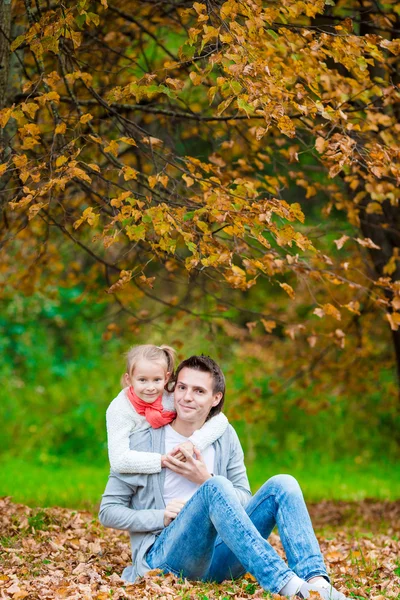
top-left (146, 474), bottom-right (329, 594)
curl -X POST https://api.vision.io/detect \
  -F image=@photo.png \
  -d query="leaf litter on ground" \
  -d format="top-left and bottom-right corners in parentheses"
top-left (0, 497), bottom-right (399, 599)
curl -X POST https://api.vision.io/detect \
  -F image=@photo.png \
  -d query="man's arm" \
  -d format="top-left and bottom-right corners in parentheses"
top-left (225, 426), bottom-right (252, 506)
top-left (99, 473), bottom-right (165, 533)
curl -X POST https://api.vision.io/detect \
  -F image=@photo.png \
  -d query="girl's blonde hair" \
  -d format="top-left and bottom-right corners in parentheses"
top-left (122, 344), bottom-right (176, 387)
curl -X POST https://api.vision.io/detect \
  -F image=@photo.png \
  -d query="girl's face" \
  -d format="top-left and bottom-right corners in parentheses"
top-left (126, 359), bottom-right (170, 403)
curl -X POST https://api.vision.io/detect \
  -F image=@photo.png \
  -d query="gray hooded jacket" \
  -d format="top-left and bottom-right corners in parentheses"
top-left (99, 423), bottom-right (251, 582)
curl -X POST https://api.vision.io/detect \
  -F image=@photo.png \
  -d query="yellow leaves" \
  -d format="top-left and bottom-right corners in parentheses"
top-left (383, 249), bottom-right (399, 276)
top-left (74, 207), bottom-right (99, 229)
top-left (13, 155), bottom-right (28, 169)
top-left (68, 29), bottom-right (82, 49)
top-left (277, 116), bottom-right (295, 138)
top-left (148, 173), bottom-right (169, 189)
top-left (224, 265), bottom-right (256, 290)
top-left (55, 122), bottom-right (66, 135)
top-left (67, 166), bottom-right (92, 184)
top-left (139, 274), bottom-right (156, 288)
top-left (190, 71), bottom-right (203, 86)
top-left (119, 136), bottom-right (137, 147)
top-left (386, 312), bottom-right (400, 331)
top-left (19, 123), bottom-right (40, 139)
top-left (104, 140), bottom-right (119, 156)
top-left (65, 70), bottom-right (93, 86)
top-left (216, 96), bottom-right (234, 115)
top-left (315, 137), bottom-right (327, 153)
top-left (10, 34), bottom-right (25, 52)
top-left (279, 282), bottom-right (295, 299)
top-left (261, 319), bottom-right (276, 333)
top-left (148, 175), bottom-right (157, 189)
top-left (334, 235), bottom-right (349, 250)
top-left (107, 270), bottom-right (133, 294)
top-left (183, 174), bottom-right (195, 187)
top-left (165, 78), bottom-right (185, 91)
top-left (122, 166), bottom-right (139, 181)
top-left (0, 163), bottom-right (8, 177)
top-left (193, 2), bottom-right (209, 22)
top-left (55, 156), bottom-right (68, 168)
top-left (110, 191), bottom-right (133, 208)
top-left (313, 303), bottom-right (341, 321)
top-left (37, 91), bottom-right (60, 105)
top-left (80, 113), bottom-right (93, 124)
top-left (44, 71), bottom-right (61, 89)
top-left (289, 203), bottom-right (305, 223)
top-left (21, 102), bottom-right (39, 120)
top-left (142, 136), bottom-right (163, 147)
top-left (355, 237), bottom-right (381, 250)
top-left (344, 301), bottom-right (361, 315)
top-left (0, 106), bottom-right (14, 128)
top-left (21, 137), bottom-right (40, 150)
top-left (380, 38), bottom-right (400, 55)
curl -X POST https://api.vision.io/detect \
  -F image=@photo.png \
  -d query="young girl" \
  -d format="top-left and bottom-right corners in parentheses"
top-left (106, 344), bottom-right (229, 474)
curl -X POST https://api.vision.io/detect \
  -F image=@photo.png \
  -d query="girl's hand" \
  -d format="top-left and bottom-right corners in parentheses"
top-left (169, 440), bottom-right (194, 463)
top-left (164, 498), bottom-right (186, 527)
top-left (163, 447), bottom-right (212, 485)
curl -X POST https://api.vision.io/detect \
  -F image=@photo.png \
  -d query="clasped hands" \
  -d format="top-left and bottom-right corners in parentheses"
top-left (162, 442), bottom-right (212, 527)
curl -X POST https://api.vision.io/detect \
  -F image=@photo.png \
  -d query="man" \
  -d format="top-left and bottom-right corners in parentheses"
top-left (99, 355), bottom-right (346, 599)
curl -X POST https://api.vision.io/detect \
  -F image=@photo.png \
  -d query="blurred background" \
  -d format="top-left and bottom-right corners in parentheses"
top-left (1, 278), bottom-right (399, 510)
top-left (2, 0), bottom-right (400, 511)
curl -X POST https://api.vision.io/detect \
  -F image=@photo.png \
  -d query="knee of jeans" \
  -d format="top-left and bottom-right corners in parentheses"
top-left (204, 475), bottom-right (234, 494)
top-left (264, 474), bottom-right (302, 496)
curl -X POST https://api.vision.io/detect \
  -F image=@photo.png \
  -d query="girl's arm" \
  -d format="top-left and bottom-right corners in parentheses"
top-left (189, 412), bottom-right (229, 452)
top-left (106, 393), bottom-right (163, 474)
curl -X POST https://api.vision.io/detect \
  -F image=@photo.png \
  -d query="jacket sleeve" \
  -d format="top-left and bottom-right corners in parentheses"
top-left (226, 426), bottom-right (252, 507)
top-left (189, 412), bottom-right (229, 453)
top-left (106, 397), bottom-right (162, 474)
top-left (99, 473), bottom-right (165, 532)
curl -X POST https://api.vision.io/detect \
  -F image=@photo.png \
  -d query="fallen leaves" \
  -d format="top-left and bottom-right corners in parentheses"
top-left (0, 498), bottom-right (399, 599)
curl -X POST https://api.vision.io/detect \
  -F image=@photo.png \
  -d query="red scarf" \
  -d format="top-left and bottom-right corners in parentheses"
top-left (127, 386), bottom-right (176, 428)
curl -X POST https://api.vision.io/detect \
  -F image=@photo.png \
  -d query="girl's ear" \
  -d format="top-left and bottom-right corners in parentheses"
top-left (165, 371), bottom-right (172, 383)
top-left (124, 372), bottom-right (132, 387)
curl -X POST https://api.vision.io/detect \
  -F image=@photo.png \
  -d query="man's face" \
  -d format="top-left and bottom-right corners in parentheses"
top-left (174, 367), bottom-right (222, 426)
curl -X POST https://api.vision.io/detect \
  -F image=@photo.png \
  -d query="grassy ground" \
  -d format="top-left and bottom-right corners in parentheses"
top-left (1, 497), bottom-right (399, 600)
top-left (2, 454), bottom-right (399, 511)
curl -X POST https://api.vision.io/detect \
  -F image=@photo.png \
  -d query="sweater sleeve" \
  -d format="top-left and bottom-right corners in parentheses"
top-left (99, 473), bottom-right (165, 533)
top-left (226, 426), bottom-right (252, 507)
top-left (106, 394), bottom-right (162, 474)
top-left (189, 412), bottom-right (229, 453)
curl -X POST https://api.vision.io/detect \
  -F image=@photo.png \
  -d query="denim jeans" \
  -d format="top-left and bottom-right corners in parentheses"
top-left (146, 474), bottom-right (329, 594)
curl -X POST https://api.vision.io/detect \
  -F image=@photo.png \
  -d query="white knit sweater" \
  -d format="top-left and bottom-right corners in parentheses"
top-left (106, 388), bottom-right (229, 474)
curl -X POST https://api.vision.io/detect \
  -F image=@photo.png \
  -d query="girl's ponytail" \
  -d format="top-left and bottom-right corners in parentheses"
top-left (159, 345), bottom-right (176, 374)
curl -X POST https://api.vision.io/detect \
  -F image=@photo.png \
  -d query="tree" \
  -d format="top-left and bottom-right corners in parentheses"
top-left (1, 0), bottom-right (400, 404)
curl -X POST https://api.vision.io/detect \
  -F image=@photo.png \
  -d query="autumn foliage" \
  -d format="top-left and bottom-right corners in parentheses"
top-left (1, 497), bottom-right (400, 599)
top-left (1, 0), bottom-right (400, 397)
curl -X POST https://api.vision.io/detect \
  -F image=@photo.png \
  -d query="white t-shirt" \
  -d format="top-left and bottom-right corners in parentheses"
top-left (163, 424), bottom-right (215, 506)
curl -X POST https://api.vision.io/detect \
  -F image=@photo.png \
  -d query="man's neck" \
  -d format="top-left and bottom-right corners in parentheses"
top-left (171, 417), bottom-right (205, 438)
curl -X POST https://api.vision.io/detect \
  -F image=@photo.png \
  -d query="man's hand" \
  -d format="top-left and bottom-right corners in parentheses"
top-left (163, 447), bottom-right (212, 485)
top-left (164, 498), bottom-right (186, 527)
top-left (170, 440), bottom-right (194, 463)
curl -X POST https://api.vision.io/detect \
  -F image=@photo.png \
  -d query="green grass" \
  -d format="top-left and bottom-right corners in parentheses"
top-left (2, 454), bottom-right (399, 511)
